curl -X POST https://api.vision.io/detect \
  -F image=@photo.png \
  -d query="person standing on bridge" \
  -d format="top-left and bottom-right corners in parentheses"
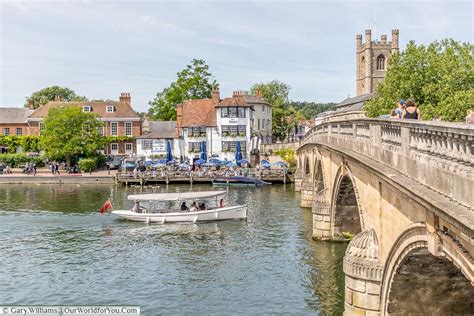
top-left (402, 98), bottom-right (421, 120)
top-left (395, 99), bottom-right (405, 118)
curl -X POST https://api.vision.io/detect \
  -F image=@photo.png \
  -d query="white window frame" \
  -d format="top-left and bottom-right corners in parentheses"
top-left (110, 143), bottom-right (119, 155)
top-left (83, 106), bottom-right (91, 112)
top-left (16, 128), bottom-right (22, 136)
top-left (262, 105), bottom-right (265, 113)
top-left (111, 122), bottom-right (118, 136)
top-left (142, 140), bottom-right (152, 150)
top-left (106, 106), bottom-right (115, 113)
top-left (3, 128), bottom-right (10, 136)
top-left (125, 122), bottom-right (132, 136)
top-left (125, 143), bottom-right (133, 155)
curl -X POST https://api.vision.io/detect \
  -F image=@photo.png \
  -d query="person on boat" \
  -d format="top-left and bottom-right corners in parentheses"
top-left (219, 199), bottom-right (225, 208)
top-left (132, 201), bottom-right (145, 213)
top-left (189, 202), bottom-right (198, 212)
top-left (199, 203), bottom-right (206, 210)
top-left (180, 202), bottom-right (189, 211)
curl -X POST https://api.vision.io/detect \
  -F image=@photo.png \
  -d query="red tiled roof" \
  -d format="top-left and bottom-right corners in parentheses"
top-left (215, 95), bottom-right (271, 108)
top-left (177, 99), bottom-right (217, 128)
top-left (28, 100), bottom-right (140, 119)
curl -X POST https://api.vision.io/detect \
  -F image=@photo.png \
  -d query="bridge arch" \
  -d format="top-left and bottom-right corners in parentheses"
top-left (380, 224), bottom-right (474, 315)
top-left (330, 164), bottom-right (364, 240)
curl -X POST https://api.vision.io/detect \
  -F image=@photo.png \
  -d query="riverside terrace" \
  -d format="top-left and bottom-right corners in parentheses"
top-left (116, 167), bottom-right (289, 186)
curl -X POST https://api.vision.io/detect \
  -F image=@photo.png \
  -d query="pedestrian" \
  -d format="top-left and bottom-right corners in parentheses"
top-left (395, 99), bottom-right (405, 118)
top-left (51, 162), bottom-right (55, 175)
top-left (402, 98), bottom-right (421, 120)
top-left (33, 163), bottom-right (37, 176)
top-left (389, 109), bottom-right (398, 119)
top-left (466, 110), bottom-right (474, 125)
top-left (55, 162), bottom-right (60, 175)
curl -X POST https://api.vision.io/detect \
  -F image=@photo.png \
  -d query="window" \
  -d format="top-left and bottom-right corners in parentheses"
top-left (3, 128), bottom-right (10, 136)
top-left (16, 128), bottom-right (22, 136)
top-left (110, 143), bottom-right (118, 155)
top-left (228, 107), bottom-right (237, 117)
top-left (98, 126), bottom-right (104, 136)
top-left (188, 142), bottom-right (201, 153)
top-left (190, 127), bottom-right (206, 137)
top-left (258, 119), bottom-right (260, 130)
top-left (221, 108), bottom-right (229, 118)
top-left (39, 122), bottom-right (45, 135)
top-left (125, 143), bottom-right (133, 154)
top-left (376, 54), bottom-right (385, 70)
top-left (125, 122), bottom-right (132, 136)
top-left (83, 106), bottom-right (91, 112)
top-left (237, 107), bottom-right (245, 118)
top-left (262, 105), bottom-right (265, 113)
top-left (111, 122), bottom-right (118, 136)
top-left (222, 141), bottom-right (246, 153)
top-left (221, 125), bottom-right (246, 137)
top-left (106, 106), bottom-right (115, 113)
top-left (142, 140), bottom-right (152, 150)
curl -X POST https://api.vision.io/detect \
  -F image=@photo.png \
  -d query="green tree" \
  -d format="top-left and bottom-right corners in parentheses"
top-left (365, 39), bottom-right (474, 122)
top-left (40, 106), bottom-right (104, 164)
top-left (25, 86), bottom-right (88, 109)
top-left (250, 80), bottom-right (304, 141)
top-left (148, 59), bottom-right (218, 120)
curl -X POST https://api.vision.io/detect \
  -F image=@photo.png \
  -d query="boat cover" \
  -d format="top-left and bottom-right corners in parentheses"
top-left (128, 191), bottom-right (226, 201)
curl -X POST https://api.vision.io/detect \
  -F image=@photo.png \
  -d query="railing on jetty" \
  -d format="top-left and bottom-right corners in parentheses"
top-left (116, 168), bottom-right (289, 186)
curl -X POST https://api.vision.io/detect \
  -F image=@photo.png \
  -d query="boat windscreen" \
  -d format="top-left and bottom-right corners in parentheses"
top-left (127, 191), bottom-right (226, 202)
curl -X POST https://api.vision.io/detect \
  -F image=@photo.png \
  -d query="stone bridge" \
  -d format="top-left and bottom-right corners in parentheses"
top-left (295, 117), bottom-right (473, 315)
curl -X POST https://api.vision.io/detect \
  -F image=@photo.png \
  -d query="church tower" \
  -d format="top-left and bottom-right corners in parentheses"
top-left (356, 29), bottom-right (399, 96)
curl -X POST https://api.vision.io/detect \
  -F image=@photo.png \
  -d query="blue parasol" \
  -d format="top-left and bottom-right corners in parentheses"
top-left (194, 159), bottom-right (206, 166)
top-left (237, 159), bottom-right (249, 166)
top-left (271, 161), bottom-right (288, 168)
top-left (226, 161), bottom-right (237, 167)
top-left (166, 140), bottom-right (172, 162)
top-left (235, 141), bottom-right (243, 162)
top-left (200, 141), bottom-right (207, 161)
top-left (209, 158), bottom-right (221, 164)
top-left (260, 159), bottom-right (271, 169)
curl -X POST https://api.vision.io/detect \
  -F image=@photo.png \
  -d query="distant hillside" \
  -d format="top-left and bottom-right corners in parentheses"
top-left (290, 101), bottom-right (337, 119)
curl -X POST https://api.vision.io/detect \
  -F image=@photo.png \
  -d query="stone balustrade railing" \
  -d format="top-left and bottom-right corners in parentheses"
top-left (299, 118), bottom-right (474, 208)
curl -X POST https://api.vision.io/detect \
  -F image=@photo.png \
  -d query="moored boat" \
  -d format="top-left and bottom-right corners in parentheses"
top-left (110, 191), bottom-right (247, 223)
top-left (212, 176), bottom-right (271, 187)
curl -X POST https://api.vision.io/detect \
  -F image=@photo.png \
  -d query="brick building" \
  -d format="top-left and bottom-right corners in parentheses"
top-left (0, 108), bottom-right (33, 137)
top-left (26, 93), bottom-right (141, 155)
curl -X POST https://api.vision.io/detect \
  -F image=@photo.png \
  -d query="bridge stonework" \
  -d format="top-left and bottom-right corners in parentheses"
top-left (296, 118), bottom-right (474, 315)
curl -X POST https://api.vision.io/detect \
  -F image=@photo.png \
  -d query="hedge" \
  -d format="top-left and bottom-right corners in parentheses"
top-left (0, 154), bottom-right (46, 167)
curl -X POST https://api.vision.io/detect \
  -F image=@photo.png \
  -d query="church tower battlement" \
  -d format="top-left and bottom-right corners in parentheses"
top-left (356, 29), bottom-right (399, 96)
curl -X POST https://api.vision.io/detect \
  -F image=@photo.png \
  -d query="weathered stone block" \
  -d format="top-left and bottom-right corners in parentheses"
top-left (345, 275), bottom-right (366, 293)
top-left (352, 291), bottom-right (380, 311)
top-left (365, 281), bottom-right (380, 295)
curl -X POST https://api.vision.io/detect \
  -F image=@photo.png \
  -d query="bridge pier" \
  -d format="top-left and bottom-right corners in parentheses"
top-left (300, 175), bottom-right (314, 208)
top-left (312, 201), bottom-right (332, 240)
top-left (343, 229), bottom-right (383, 315)
top-left (294, 170), bottom-right (303, 192)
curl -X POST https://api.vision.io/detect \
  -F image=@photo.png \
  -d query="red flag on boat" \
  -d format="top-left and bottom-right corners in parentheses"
top-left (99, 199), bottom-right (113, 214)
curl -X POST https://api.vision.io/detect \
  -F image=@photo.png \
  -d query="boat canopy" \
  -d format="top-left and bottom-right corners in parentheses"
top-left (128, 191), bottom-right (227, 202)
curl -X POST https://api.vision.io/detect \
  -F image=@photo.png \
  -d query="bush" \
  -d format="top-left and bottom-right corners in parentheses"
top-left (78, 158), bottom-right (96, 174)
top-left (0, 153), bottom-right (45, 167)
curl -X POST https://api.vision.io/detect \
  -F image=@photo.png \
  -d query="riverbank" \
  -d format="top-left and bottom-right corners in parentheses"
top-left (0, 169), bottom-right (115, 184)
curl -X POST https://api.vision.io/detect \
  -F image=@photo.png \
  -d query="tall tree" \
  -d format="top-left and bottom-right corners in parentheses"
top-left (26, 86), bottom-right (87, 109)
top-left (40, 106), bottom-right (104, 164)
top-left (148, 59), bottom-right (218, 120)
top-left (365, 39), bottom-right (474, 122)
top-left (250, 80), bottom-right (302, 141)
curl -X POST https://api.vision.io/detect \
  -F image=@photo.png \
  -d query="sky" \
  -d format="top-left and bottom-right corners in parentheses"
top-left (1, 0), bottom-right (472, 112)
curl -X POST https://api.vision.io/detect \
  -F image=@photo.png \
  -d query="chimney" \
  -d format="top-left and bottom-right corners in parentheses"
top-left (233, 90), bottom-right (240, 98)
top-left (119, 92), bottom-right (131, 105)
top-left (256, 89), bottom-right (263, 97)
top-left (211, 89), bottom-right (220, 102)
top-left (54, 95), bottom-right (61, 101)
top-left (380, 34), bottom-right (387, 44)
top-left (27, 99), bottom-right (35, 110)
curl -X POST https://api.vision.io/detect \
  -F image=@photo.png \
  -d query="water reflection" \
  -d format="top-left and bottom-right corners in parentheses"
top-left (0, 184), bottom-right (345, 314)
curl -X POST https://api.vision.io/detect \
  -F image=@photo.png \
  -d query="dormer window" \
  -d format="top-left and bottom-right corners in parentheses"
top-left (83, 106), bottom-right (91, 112)
top-left (106, 106), bottom-right (115, 113)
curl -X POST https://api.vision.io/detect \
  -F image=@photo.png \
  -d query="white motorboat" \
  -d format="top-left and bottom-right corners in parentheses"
top-left (111, 191), bottom-right (247, 223)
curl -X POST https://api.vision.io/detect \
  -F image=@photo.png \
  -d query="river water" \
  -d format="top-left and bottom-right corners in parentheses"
top-left (0, 184), bottom-right (346, 315)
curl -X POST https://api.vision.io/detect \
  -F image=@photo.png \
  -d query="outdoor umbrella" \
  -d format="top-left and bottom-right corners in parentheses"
top-left (200, 141), bottom-right (207, 161)
top-left (235, 141), bottom-right (243, 162)
top-left (237, 159), bottom-right (249, 166)
top-left (226, 161), bottom-right (237, 167)
top-left (194, 159), bottom-right (206, 165)
top-left (166, 140), bottom-right (173, 162)
top-left (209, 158), bottom-right (221, 164)
top-left (260, 159), bottom-right (271, 169)
top-left (271, 161), bottom-right (288, 168)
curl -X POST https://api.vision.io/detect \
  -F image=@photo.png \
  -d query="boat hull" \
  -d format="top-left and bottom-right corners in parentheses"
top-left (111, 205), bottom-right (247, 223)
top-left (212, 176), bottom-right (271, 186)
